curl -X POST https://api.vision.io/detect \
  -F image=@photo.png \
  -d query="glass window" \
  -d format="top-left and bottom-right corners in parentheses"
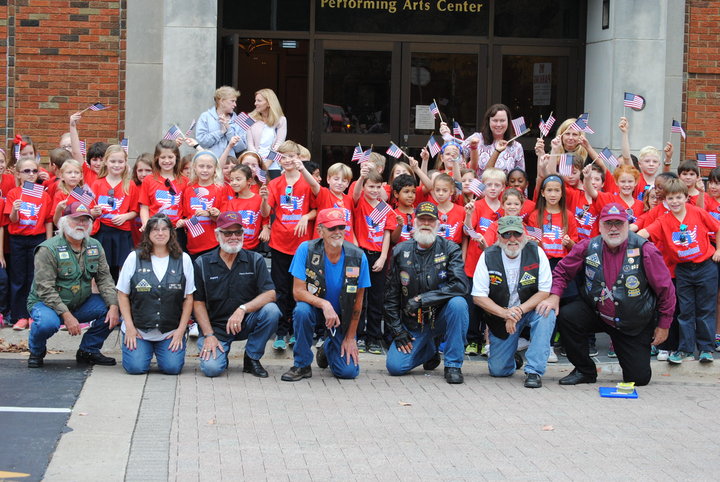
top-left (222, 0), bottom-right (310, 31)
top-left (494, 0), bottom-right (582, 39)
top-left (323, 50), bottom-right (392, 134)
top-left (408, 53), bottom-right (478, 135)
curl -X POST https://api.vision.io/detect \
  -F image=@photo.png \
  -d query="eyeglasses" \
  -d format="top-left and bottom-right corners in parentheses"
top-left (220, 230), bottom-right (244, 238)
top-left (325, 225), bottom-right (346, 232)
top-left (21, 169), bottom-right (39, 174)
top-left (500, 231), bottom-right (524, 239)
top-left (602, 220), bottom-right (625, 228)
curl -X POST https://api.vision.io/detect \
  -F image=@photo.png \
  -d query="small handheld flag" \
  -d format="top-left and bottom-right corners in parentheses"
top-left (671, 120), bottom-right (686, 139)
top-left (88, 102), bottom-right (108, 111)
top-left (369, 201), bottom-right (392, 225)
top-left (697, 153), bottom-right (717, 169)
top-left (185, 119), bottom-right (196, 137)
top-left (79, 140), bottom-right (87, 158)
top-left (186, 216), bottom-right (206, 238)
top-left (539, 113), bottom-right (556, 137)
top-left (623, 92), bottom-right (644, 110)
top-left (351, 145), bottom-right (363, 163)
top-left (266, 150), bottom-right (284, 164)
top-left (428, 101), bottom-right (440, 118)
top-left (71, 186), bottom-right (94, 205)
top-left (597, 147), bottom-right (619, 170)
top-left (468, 179), bottom-right (485, 197)
top-left (22, 181), bottom-right (44, 199)
top-left (235, 112), bottom-right (255, 131)
top-left (526, 226), bottom-right (543, 242)
top-left (13, 143), bottom-right (20, 161)
top-left (254, 167), bottom-right (267, 184)
top-left (427, 136), bottom-right (442, 157)
top-left (558, 154), bottom-right (575, 177)
top-left (452, 121), bottom-right (465, 140)
top-left (511, 116), bottom-right (528, 137)
top-left (120, 138), bottom-right (129, 154)
top-left (360, 148), bottom-right (373, 164)
top-left (386, 142), bottom-right (404, 159)
top-left (163, 125), bottom-right (181, 140)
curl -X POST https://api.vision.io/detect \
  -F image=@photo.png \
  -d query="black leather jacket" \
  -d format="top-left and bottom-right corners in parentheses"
top-left (384, 236), bottom-right (469, 336)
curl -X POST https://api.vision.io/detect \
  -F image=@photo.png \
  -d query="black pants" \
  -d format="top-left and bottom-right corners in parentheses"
top-left (558, 300), bottom-right (655, 386)
top-left (465, 275), bottom-right (483, 344)
top-left (358, 249), bottom-right (385, 342)
top-left (270, 249), bottom-right (295, 337)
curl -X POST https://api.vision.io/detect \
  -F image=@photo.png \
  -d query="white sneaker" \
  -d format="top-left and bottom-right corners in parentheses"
top-left (517, 337), bottom-right (530, 352)
top-left (547, 349), bottom-right (558, 363)
top-left (188, 323), bottom-right (199, 337)
top-left (656, 350), bottom-right (670, 361)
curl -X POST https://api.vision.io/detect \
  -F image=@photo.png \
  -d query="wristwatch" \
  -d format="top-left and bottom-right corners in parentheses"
top-left (239, 304), bottom-right (247, 312)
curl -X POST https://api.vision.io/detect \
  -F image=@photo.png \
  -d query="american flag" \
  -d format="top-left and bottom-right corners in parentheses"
top-left (360, 148), bottom-right (373, 164)
top-left (88, 102), bottom-right (108, 111)
top-left (468, 179), bottom-right (485, 197)
top-left (463, 225), bottom-right (482, 240)
top-left (539, 114), bottom-right (556, 137)
top-left (120, 138), bottom-right (129, 153)
top-left (79, 140), bottom-right (86, 157)
top-left (156, 190), bottom-right (177, 207)
top-left (369, 200), bottom-right (392, 225)
top-left (558, 154), bottom-right (574, 177)
top-left (266, 150), bottom-right (284, 164)
top-left (427, 136), bottom-right (442, 157)
top-left (574, 113), bottom-right (595, 134)
top-left (697, 153), bottom-right (717, 169)
top-left (351, 145), bottom-right (363, 163)
top-left (163, 125), bottom-right (181, 140)
top-left (185, 119), bottom-right (196, 137)
top-left (186, 216), bottom-right (206, 238)
top-left (190, 196), bottom-right (208, 211)
top-left (22, 181), bottom-right (44, 199)
top-left (526, 226), bottom-right (543, 242)
top-left (70, 186), bottom-right (94, 205)
top-left (234, 112), bottom-right (255, 131)
top-left (254, 167), bottom-right (267, 183)
top-left (671, 120), bottom-right (686, 139)
top-left (386, 143), bottom-right (403, 159)
top-left (623, 92), bottom-right (644, 109)
top-left (18, 202), bottom-right (37, 218)
top-left (672, 227), bottom-right (697, 246)
top-left (428, 101), bottom-right (440, 118)
top-left (453, 121), bottom-right (465, 140)
top-left (478, 217), bottom-right (492, 230)
top-left (511, 116), bottom-right (528, 137)
top-left (569, 117), bottom-right (589, 134)
top-left (13, 143), bottom-right (20, 161)
top-left (597, 147), bottom-right (619, 169)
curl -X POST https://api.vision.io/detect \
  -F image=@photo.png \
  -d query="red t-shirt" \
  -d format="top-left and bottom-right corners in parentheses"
top-left (267, 174), bottom-right (314, 255)
top-left (470, 198), bottom-right (501, 233)
top-left (83, 163), bottom-right (99, 188)
top-left (91, 179), bottom-right (140, 232)
top-left (139, 175), bottom-right (188, 223)
top-left (181, 183), bottom-right (227, 255)
top-left (437, 203), bottom-right (465, 244)
top-left (4, 186), bottom-right (52, 236)
top-left (634, 174), bottom-right (654, 201)
top-left (645, 204), bottom-right (720, 265)
top-left (526, 209), bottom-right (579, 258)
top-left (394, 208), bottom-right (415, 244)
top-left (0, 173), bottom-right (16, 198)
top-left (226, 195), bottom-right (268, 250)
top-left (519, 199), bottom-right (536, 221)
top-left (353, 195), bottom-right (397, 252)
top-left (590, 192), bottom-right (644, 238)
top-left (704, 194), bottom-right (720, 243)
top-left (313, 187), bottom-right (354, 242)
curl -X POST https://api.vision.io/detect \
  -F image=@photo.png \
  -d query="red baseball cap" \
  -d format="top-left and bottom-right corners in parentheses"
top-left (599, 203), bottom-right (629, 222)
top-left (316, 208), bottom-right (347, 228)
top-left (63, 201), bottom-right (93, 219)
top-left (216, 211), bottom-right (244, 230)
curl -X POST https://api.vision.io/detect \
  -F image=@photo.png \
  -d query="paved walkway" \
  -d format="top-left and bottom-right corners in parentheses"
top-left (2, 328), bottom-right (720, 480)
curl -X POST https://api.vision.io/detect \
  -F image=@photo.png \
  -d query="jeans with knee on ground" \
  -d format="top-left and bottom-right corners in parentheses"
top-left (487, 309), bottom-right (555, 377)
top-left (122, 333), bottom-right (186, 375)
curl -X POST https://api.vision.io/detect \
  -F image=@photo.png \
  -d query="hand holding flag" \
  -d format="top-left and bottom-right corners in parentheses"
top-left (22, 181), bottom-right (44, 200)
top-left (539, 112), bottom-right (556, 137)
top-left (623, 92), bottom-right (645, 110)
top-left (81, 102), bottom-right (109, 113)
top-left (369, 201), bottom-right (392, 225)
top-left (697, 153), bottom-right (717, 169)
top-left (671, 120), bottom-right (686, 139)
top-left (452, 121), bottom-right (465, 140)
top-left (235, 112), bottom-right (255, 131)
top-left (597, 147), bottom-right (619, 170)
top-left (71, 186), bottom-right (94, 205)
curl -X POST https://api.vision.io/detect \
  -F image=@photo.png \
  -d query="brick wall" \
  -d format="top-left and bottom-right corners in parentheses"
top-left (684, 0), bottom-right (720, 167)
top-left (1, 0), bottom-right (125, 164)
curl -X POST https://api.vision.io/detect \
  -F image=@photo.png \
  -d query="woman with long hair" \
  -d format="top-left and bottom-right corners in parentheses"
top-left (247, 88), bottom-right (287, 179)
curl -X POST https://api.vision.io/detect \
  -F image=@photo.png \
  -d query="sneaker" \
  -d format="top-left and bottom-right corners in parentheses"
top-left (698, 351), bottom-right (714, 363)
top-left (480, 343), bottom-right (489, 357)
top-left (316, 344), bottom-right (329, 369)
top-left (547, 349), bottom-right (558, 363)
top-left (668, 351), bottom-right (694, 364)
top-left (589, 343), bottom-right (598, 357)
top-left (517, 337), bottom-right (530, 352)
top-left (188, 323), bottom-right (199, 337)
top-left (650, 345), bottom-right (658, 356)
top-left (367, 340), bottom-right (383, 355)
top-left (656, 350), bottom-right (670, 361)
top-left (13, 318), bottom-right (29, 330)
top-left (559, 346), bottom-right (567, 357)
top-left (272, 336), bottom-right (287, 351)
top-left (607, 349), bottom-right (617, 358)
top-left (357, 338), bottom-right (367, 353)
top-left (465, 342), bottom-right (479, 356)
top-left (288, 335), bottom-right (296, 346)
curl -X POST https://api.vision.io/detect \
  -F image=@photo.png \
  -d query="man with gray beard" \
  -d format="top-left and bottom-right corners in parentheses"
top-left (472, 216), bottom-right (555, 388)
top-left (193, 211), bottom-right (280, 378)
top-left (27, 202), bottom-right (120, 368)
top-left (384, 202), bottom-right (469, 384)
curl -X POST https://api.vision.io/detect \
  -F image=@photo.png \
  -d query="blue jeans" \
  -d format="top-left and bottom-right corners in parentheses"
top-left (676, 259), bottom-right (718, 353)
top-left (122, 334), bottom-right (186, 375)
top-left (386, 296), bottom-right (468, 375)
top-left (29, 294), bottom-right (112, 356)
top-left (292, 301), bottom-right (359, 379)
top-left (197, 303), bottom-right (280, 377)
top-left (488, 309), bottom-right (556, 377)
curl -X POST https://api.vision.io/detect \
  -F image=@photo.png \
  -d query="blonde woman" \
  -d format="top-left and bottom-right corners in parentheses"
top-left (196, 86), bottom-right (248, 157)
top-left (247, 88), bottom-right (288, 178)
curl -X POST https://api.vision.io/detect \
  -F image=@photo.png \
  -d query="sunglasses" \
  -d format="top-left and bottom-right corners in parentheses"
top-left (500, 231), bottom-right (524, 240)
top-left (21, 169), bottom-right (39, 174)
top-left (326, 225), bottom-right (346, 232)
top-left (164, 179), bottom-right (177, 196)
top-left (220, 229), bottom-right (244, 238)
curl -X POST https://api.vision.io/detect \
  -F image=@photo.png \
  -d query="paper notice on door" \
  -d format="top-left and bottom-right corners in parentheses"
top-left (533, 63), bottom-right (552, 106)
top-left (415, 105), bottom-right (436, 130)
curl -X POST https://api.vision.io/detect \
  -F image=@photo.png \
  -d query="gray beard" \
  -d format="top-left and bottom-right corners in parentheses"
top-left (500, 237), bottom-right (528, 258)
top-left (219, 241), bottom-right (242, 254)
top-left (65, 227), bottom-right (89, 241)
top-left (413, 229), bottom-right (437, 246)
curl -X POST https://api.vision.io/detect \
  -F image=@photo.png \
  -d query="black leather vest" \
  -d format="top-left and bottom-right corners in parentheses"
top-left (130, 251), bottom-right (185, 332)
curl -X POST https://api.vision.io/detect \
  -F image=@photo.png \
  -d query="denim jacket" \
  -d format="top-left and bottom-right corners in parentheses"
top-left (195, 107), bottom-right (248, 157)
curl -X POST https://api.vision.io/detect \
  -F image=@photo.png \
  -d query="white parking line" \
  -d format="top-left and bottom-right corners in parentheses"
top-left (0, 407), bottom-right (71, 413)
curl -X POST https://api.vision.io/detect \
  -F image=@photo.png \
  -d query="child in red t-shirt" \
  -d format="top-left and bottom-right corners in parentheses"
top-left (678, 160), bottom-right (704, 207)
top-left (704, 167), bottom-right (720, 351)
top-left (130, 154), bottom-right (153, 247)
top-left (526, 175), bottom-right (578, 263)
top-left (638, 178), bottom-right (720, 363)
top-left (299, 162), bottom-right (355, 243)
top-left (390, 174), bottom-right (416, 244)
top-left (466, 168), bottom-right (505, 235)
top-left (432, 173), bottom-right (465, 245)
top-left (352, 166), bottom-right (397, 354)
top-left (225, 164), bottom-right (269, 251)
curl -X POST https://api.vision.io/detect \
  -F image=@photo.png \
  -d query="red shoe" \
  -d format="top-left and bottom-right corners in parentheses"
top-left (13, 318), bottom-right (29, 330)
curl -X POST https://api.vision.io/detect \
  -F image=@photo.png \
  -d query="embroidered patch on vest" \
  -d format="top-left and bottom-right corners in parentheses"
top-left (627, 248), bottom-right (640, 257)
top-left (307, 283), bottom-right (319, 295)
top-left (489, 274), bottom-right (502, 285)
top-left (135, 279), bottom-right (152, 292)
top-left (87, 247), bottom-right (99, 256)
top-left (586, 253), bottom-right (600, 267)
top-left (346, 285), bottom-right (357, 293)
top-left (399, 271), bottom-right (410, 286)
top-left (311, 254), bottom-right (321, 266)
top-left (625, 275), bottom-right (640, 290)
top-left (519, 272), bottom-right (536, 286)
top-left (58, 252), bottom-right (70, 259)
top-left (346, 266), bottom-right (359, 278)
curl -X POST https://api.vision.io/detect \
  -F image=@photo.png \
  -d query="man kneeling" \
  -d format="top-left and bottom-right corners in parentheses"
top-left (472, 216), bottom-right (555, 388)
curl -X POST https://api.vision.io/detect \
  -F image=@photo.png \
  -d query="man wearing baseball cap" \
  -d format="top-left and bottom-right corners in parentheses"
top-left (281, 207), bottom-right (371, 381)
top-left (193, 211), bottom-right (281, 378)
top-left (27, 202), bottom-right (120, 367)
top-left (537, 203), bottom-right (675, 386)
top-left (384, 202), bottom-right (469, 384)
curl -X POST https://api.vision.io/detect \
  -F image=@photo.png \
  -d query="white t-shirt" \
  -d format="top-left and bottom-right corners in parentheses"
top-left (472, 244), bottom-right (552, 308)
top-left (117, 251), bottom-right (195, 341)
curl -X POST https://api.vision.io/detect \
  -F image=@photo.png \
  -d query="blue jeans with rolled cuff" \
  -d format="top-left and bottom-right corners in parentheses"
top-left (487, 309), bottom-right (556, 377)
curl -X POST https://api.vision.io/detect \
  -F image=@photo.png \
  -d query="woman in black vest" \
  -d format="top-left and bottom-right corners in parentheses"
top-left (117, 214), bottom-right (195, 374)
